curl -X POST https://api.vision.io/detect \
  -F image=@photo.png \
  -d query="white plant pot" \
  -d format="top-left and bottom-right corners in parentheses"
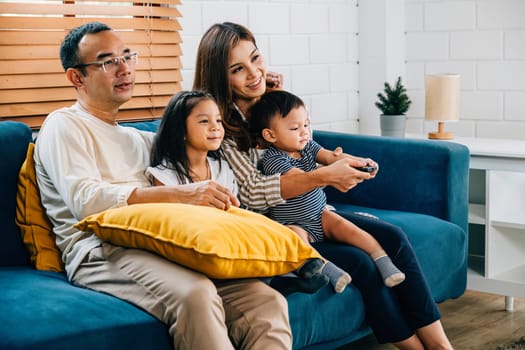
top-left (380, 114), bottom-right (406, 138)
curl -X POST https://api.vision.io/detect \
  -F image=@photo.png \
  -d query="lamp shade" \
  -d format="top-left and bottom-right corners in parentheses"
top-left (425, 74), bottom-right (460, 139)
top-left (425, 74), bottom-right (460, 121)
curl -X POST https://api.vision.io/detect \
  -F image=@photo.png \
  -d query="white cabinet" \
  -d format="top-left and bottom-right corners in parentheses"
top-left (455, 137), bottom-right (525, 311)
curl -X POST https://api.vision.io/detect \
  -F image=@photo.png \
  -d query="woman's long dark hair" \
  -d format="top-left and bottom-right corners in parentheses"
top-left (193, 22), bottom-right (256, 152)
top-left (150, 91), bottom-right (221, 183)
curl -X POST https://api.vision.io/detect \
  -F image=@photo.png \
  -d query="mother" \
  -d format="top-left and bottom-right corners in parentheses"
top-left (192, 22), bottom-right (453, 350)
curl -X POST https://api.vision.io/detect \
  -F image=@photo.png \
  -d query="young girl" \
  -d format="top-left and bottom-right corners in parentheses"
top-left (148, 90), bottom-right (237, 196)
top-left (147, 90), bottom-right (329, 295)
top-left (249, 90), bottom-right (406, 289)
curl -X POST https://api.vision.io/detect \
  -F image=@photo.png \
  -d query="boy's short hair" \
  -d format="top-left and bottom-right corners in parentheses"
top-left (248, 90), bottom-right (305, 136)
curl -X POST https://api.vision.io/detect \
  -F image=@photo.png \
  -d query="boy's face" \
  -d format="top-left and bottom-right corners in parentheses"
top-left (185, 99), bottom-right (224, 154)
top-left (263, 106), bottom-right (311, 154)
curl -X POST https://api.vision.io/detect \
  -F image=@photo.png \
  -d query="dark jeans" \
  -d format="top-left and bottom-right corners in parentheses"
top-left (312, 212), bottom-right (440, 343)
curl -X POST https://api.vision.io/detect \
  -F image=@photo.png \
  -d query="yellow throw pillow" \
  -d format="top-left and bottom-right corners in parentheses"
top-left (15, 143), bottom-right (64, 272)
top-left (75, 203), bottom-right (321, 279)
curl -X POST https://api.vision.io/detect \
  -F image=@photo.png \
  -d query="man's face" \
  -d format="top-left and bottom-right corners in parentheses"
top-left (75, 30), bottom-right (136, 113)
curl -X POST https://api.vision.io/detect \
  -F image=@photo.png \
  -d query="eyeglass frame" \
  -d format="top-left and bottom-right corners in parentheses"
top-left (72, 51), bottom-right (139, 73)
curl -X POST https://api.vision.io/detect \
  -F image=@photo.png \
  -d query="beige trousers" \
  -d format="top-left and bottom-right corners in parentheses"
top-left (72, 243), bottom-right (292, 350)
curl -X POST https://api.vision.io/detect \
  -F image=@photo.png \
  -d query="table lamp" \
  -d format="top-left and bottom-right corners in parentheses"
top-left (425, 73), bottom-right (460, 140)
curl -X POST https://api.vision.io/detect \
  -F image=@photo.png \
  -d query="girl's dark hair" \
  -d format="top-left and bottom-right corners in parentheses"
top-left (248, 90), bottom-right (305, 143)
top-left (150, 90), bottom-right (221, 183)
top-left (60, 21), bottom-right (112, 74)
top-left (193, 22), bottom-right (257, 152)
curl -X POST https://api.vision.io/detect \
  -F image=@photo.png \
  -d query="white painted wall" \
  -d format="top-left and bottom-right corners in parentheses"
top-left (406, 0), bottom-right (525, 140)
top-left (179, 0), bottom-right (525, 140)
top-left (178, 0), bottom-right (360, 133)
top-left (358, 0), bottom-right (406, 135)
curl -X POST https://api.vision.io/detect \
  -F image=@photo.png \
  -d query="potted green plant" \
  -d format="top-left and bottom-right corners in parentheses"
top-left (375, 76), bottom-right (412, 137)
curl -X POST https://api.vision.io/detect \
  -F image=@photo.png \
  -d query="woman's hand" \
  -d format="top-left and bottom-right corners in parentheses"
top-left (355, 157), bottom-right (379, 178)
top-left (266, 71), bottom-right (283, 90)
top-left (329, 147), bottom-right (379, 178)
top-left (320, 158), bottom-right (375, 192)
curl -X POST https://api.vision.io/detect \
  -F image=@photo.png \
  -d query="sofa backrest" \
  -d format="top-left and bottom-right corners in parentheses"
top-left (314, 130), bottom-right (470, 233)
top-left (0, 121), bottom-right (32, 267)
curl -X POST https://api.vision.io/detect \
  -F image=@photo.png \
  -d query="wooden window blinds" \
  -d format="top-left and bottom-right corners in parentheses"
top-left (0, 0), bottom-right (182, 129)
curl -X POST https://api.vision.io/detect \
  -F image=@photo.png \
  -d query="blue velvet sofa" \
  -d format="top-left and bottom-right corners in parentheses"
top-left (0, 120), bottom-right (469, 350)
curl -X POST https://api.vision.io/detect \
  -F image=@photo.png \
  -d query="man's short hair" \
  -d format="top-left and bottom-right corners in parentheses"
top-left (60, 21), bottom-right (112, 71)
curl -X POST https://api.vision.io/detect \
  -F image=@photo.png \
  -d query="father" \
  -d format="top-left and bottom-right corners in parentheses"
top-left (34, 21), bottom-right (292, 350)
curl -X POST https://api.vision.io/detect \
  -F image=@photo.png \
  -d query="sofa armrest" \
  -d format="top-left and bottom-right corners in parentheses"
top-left (313, 130), bottom-right (470, 232)
top-left (0, 121), bottom-right (33, 267)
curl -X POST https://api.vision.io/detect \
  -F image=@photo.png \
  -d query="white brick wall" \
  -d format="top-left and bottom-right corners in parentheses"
top-left (179, 0), bottom-right (525, 140)
top-left (179, 0), bottom-right (359, 133)
top-left (406, 0), bottom-right (525, 140)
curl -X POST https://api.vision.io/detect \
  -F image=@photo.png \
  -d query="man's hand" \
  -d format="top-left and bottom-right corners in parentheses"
top-left (129, 181), bottom-right (240, 210)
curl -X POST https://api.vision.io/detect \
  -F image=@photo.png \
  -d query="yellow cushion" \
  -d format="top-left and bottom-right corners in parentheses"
top-left (15, 143), bottom-right (64, 272)
top-left (75, 203), bottom-right (321, 279)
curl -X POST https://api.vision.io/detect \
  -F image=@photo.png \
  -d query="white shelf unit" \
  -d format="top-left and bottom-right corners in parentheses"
top-left (457, 137), bottom-right (525, 312)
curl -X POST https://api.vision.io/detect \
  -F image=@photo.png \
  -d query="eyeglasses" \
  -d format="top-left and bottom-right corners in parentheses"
top-left (73, 52), bottom-right (139, 73)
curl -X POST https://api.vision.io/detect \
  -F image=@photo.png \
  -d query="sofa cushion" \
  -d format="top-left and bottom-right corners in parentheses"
top-left (0, 268), bottom-right (367, 350)
top-left (0, 121), bottom-right (32, 267)
top-left (75, 203), bottom-right (322, 279)
top-left (16, 143), bottom-right (64, 272)
top-left (288, 278), bottom-right (370, 350)
top-left (333, 204), bottom-right (467, 302)
top-left (0, 267), bottom-right (170, 350)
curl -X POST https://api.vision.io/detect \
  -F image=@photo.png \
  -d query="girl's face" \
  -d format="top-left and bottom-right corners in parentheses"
top-left (228, 39), bottom-right (267, 103)
top-left (185, 99), bottom-right (224, 154)
top-left (264, 106), bottom-right (311, 154)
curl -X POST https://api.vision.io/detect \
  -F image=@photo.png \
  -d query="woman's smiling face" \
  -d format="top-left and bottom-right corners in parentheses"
top-left (228, 39), bottom-right (267, 103)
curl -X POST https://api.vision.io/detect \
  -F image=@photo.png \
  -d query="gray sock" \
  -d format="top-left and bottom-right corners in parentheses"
top-left (321, 261), bottom-right (352, 293)
top-left (374, 255), bottom-right (405, 287)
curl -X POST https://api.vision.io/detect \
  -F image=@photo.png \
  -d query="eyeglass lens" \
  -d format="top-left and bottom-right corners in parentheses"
top-left (102, 52), bottom-right (138, 73)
